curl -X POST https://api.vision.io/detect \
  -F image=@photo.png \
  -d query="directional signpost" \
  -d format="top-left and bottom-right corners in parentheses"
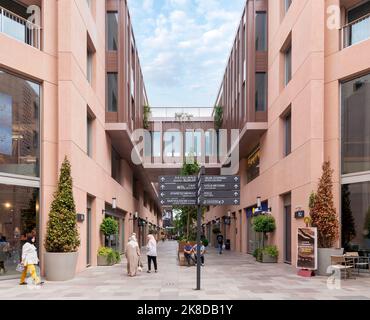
top-left (158, 170), bottom-right (240, 291)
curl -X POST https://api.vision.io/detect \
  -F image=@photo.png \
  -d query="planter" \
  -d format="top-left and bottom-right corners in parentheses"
top-left (97, 255), bottom-right (115, 266)
top-left (317, 248), bottom-right (344, 276)
top-left (257, 253), bottom-right (278, 263)
top-left (44, 252), bottom-right (78, 281)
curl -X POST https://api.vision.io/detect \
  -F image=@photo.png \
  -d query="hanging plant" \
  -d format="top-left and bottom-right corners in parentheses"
top-left (143, 105), bottom-right (151, 129)
top-left (214, 105), bottom-right (223, 130)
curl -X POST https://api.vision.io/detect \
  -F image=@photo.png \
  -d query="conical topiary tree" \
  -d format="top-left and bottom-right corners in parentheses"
top-left (341, 184), bottom-right (356, 247)
top-left (310, 161), bottom-right (339, 248)
top-left (45, 157), bottom-right (80, 252)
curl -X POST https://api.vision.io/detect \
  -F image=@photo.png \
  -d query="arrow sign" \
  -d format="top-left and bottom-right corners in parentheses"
top-left (160, 191), bottom-right (197, 198)
top-left (159, 176), bottom-right (197, 183)
top-left (202, 191), bottom-right (240, 198)
top-left (201, 182), bottom-right (240, 190)
top-left (160, 199), bottom-right (197, 206)
top-left (159, 183), bottom-right (197, 191)
top-left (200, 198), bottom-right (240, 206)
top-left (201, 176), bottom-right (240, 183)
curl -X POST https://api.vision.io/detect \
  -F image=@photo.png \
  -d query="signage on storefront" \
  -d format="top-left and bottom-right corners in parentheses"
top-left (297, 227), bottom-right (318, 270)
top-left (295, 210), bottom-right (305, 219)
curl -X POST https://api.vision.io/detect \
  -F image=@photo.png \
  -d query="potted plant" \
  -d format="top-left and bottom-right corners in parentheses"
top-left (261, 246), bottom-right (279, 263)
top-left (252, 214), bottom-right (277, 263)
top-left (97, 247), bottom-right (120, 266)
top-left (100, 217), bottom-right (119, 248)
top-left (310, 161), bottom-right (341, 275)
top-left (44, 157), bottom-right (80, 281)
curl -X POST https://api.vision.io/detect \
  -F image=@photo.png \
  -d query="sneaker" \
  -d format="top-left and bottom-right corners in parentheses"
top-left (147, 270), bottom-right (151, 273)
top-left (155, 270), bottom-right (158, 273)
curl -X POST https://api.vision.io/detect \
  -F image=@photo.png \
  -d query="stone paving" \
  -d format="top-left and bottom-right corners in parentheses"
top-left (0, 241), bottom-right (369, 300)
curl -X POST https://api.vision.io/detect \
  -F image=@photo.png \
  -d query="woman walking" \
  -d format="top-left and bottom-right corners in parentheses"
top-left (125, 236), bottom-right (141, 277)
top-left (146, 234), bottom-right (158, 273)
top-left (19, 236), bottom-right (42, 285)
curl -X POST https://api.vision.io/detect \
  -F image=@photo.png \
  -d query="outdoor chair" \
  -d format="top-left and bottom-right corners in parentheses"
top-left (345, 252), bottom-right (369, 275)
top-left (330, 255), bottom-right (354, 280)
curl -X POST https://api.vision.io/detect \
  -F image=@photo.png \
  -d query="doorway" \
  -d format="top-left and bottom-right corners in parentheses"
top-left (283, 193), bottom-right (292, 264)
top-left (86, 197), bottom-right (93, 267)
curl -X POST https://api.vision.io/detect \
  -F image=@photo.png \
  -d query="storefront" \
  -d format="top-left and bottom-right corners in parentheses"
top-left (0, 69), bottom-right (40, 279)
top-left (246, 201), bottom-right (268, 255)
top-left (104, 204), bottom-right (126, 254)
top-left (341, 72), bottom-right (370, 254)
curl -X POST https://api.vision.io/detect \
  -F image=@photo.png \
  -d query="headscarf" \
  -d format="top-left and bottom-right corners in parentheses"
top-left (147, 234), bottom-right (156, 245)
top-left (131, 233), bottom-right (138, 243)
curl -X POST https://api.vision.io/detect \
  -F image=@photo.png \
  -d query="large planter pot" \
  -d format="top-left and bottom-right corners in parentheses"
top-left (97, 255), bottom-right (115, 266)
top-left (317, 248), bottom-right (344, 276)
top-left (44, 252), bottom-right (78, 281)
top-left (262, 253), bottom-right (278, 263)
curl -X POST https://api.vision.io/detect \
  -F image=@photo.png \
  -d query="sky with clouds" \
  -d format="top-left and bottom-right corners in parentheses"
top-left (127, 0), bottom-right (246, 108)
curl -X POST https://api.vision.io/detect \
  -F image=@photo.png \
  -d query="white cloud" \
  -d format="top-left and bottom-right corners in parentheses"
top-left (127, 0), bottom-right (246, 107)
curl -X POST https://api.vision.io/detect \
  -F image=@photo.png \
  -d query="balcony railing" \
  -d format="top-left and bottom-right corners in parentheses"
top-left (150, 107), bottom-right (214, 119)
top-left (0, 6), bottom-right (41, 49)
top-left (342, 13), bottom-right (370, 49)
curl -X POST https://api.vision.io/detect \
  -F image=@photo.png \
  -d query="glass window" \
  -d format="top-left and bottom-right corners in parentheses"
top-left (185, 131), bottom-right (201, 157)
top-left (164, 131), bottom-right (181, 157)
top-left (111, 146), bottom-right (121, 183)
top-left (284, 0), bottom-right (292, 13)
top-left (247, 147), bottom-right (260, 182)
top-left (255, 12), bottom-right (267, 51)
top-left (0, 70), bottom-right (40, 177)
top-left (342, 182), bottom-right (370, 252)
top-left (341, 73), bottom-right (370, 174)
top-left (284, 111), bottom-right (292, 156)
top-left (0, 185), bottom-right (39, 278)
top-left (255, 73), bottom-right (267, 112)
top-left (107, 12), bottom-right (118, 51)
top-left (152, 132), bottom-right (161, 157)
top-left (107, 73), bottom-right (118, 112)
top-left (205, 130), bottom-right (217, 157)
top-left (87, 115), bottom-right (93, 158)
top-left (285, 45), bottom-right (292, 86)
top-left (87, 49), bottom-right (93, 85)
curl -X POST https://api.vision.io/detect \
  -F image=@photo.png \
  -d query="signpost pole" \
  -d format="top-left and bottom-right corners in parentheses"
top-left (196, 166), bottom-right (205, 291)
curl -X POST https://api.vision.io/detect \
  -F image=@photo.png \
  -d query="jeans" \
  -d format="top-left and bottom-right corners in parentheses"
top-left (194, 254), bottom-right (204, 265)
top-left (184, 253), bottom-right (195, 266)
top-left (218, 243), bottom-right (223, 254)
top-left (147, 256), bottom-right (157, 271)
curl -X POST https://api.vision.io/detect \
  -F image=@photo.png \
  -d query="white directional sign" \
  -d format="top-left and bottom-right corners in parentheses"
top-left (199, 198), bottom-right (240, 206)
top-left (201, 176), bottom-right (240, 183)
top-left (201, 182), bottom-right (240, 190)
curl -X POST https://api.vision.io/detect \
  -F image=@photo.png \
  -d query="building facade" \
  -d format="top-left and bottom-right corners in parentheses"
top-left (205, 0), bottom-right (370, 264)
top-left (0, 0), bottom-right (161, 280)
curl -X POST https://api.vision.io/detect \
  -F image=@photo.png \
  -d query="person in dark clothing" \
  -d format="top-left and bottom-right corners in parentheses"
top-left (183, 241), bottom-right (195, 266)
top-left (216, 234), bottom-right (224, 254)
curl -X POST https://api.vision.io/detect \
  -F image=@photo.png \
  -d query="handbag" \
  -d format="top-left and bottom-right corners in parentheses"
top-left (16, 263), bottom-right (25, 273)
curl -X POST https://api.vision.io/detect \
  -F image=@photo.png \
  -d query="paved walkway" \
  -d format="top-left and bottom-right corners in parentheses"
top-left (0, 241), bottom-right (369, 300)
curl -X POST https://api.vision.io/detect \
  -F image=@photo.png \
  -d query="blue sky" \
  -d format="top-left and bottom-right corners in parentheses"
top-left (127, 0), bottom-right (246, 108)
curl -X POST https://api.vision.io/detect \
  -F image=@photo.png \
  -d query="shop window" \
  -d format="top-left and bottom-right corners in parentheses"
top-left (247, 147), bottom-right (260, 183)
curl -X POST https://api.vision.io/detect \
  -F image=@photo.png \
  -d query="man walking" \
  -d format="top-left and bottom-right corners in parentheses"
top-left (216, 233), bottom-right (224, 255)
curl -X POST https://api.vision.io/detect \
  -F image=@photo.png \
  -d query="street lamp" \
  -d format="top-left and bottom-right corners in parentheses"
top-left (257, 196), bottom-right (262, 209)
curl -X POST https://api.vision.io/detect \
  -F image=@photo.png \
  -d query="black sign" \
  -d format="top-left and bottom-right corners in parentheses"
top-left (202, 190), bottom-right (240, 198)
top-left (201, 182), bottom-right (240, 190)
top-left (159, 183), bottom-right (197, 191)
top-left (295, 210), bottom-right (305, 219)
top-left (160, 191), bottom-right (196, 198)
top-left (199, 198), bottom-right (240, 206)
top-left (201, 176), bottom-right (240, 183)
top-left (159, 176), bottom-right (197, 183)
top-left (160, 199), bottom-right (197, 206)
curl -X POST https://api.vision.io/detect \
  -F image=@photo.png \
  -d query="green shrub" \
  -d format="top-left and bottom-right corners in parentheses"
top-left (214, 105), bottom-right (223, 130)
top-left (263, 245), bottom-right (279, 258)
top-left (100, 217), bottom-right (119, 237)
top-left (253, 248), bottom-right (262, 261)
top-left (45, 157), bottom-right (80, 253)
top-left (252, 215), bottom-right (276, 234)
top-left (98, 247), bottom-right (120, 264)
